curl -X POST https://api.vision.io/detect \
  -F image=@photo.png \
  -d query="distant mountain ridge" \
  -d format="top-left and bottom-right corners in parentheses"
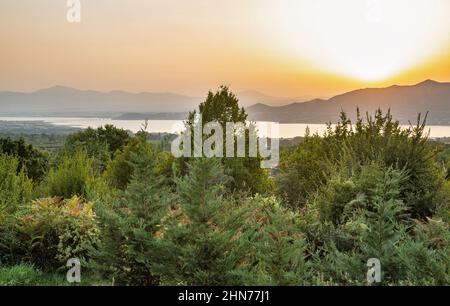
top-left (0, 86), bottom-right (201, 116)
top-left (0, 86), bottom-right (293, 117)
top-left (1, 80), bottom-right (450, 125)
top-left (246, 80), bottom-right (450, 125)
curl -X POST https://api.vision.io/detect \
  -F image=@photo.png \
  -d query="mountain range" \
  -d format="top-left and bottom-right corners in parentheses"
top-left (0, 86), bottom-right (199, 117)
top-left (1, 80), bottom-right (449, 125)
top-left (0, 86), bottom-right (296, 117)
top-left (247, 80), bottom-right (450, 125)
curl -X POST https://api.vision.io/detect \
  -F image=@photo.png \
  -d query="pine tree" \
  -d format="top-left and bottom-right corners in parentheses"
top-left (184, 86), bottom-right (273, 194)
top-left (239, 195), bottom-right (310, 285)
top-left (90, 134), bottom-right (169, 285)
top-left (310, 168), bottom-right (409, 285)
top-left (154, 158), bottom-right (248, 285)
top-left (356, 171), bottom-right (408, 284)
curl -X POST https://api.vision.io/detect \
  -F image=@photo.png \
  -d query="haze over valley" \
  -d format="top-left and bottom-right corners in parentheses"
top-left (1, 80), bottom-right (449, 126)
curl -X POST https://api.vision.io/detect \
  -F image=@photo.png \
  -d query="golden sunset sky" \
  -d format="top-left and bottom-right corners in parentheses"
top-left (1, 0), bottom-right (449, 99)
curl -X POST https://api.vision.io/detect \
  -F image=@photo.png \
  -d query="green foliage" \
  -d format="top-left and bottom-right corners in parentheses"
top-left (195, 86), bottom-right (247, 124)
top-left (1, 107), bottom-right (450, 286)
top-left (43, 150), bottom-right (95, 199)
top-left (90, 136), bottom-right (169, 285)
top-left (184, 86), bottom-right (273, 194)
top-left (103, 132), bottom-right (176, 191)
top-left (313, 163), bottom-right (405, 226)
top-left (6, 196), bottom-right (100, 272)
top-left (396, 218), bottom-right (450, 285)
top-left (235, 195), bottom-right (310, 285)
top-left (277, 132), bottom-right (333, 207)
top-left (0, 154), bottom-right (33, 265)
top-left (152, 159), bottom-right (308, 285)
top-left (0, 264), bottom-right (42, 286)
top-left (153, 158), bottom-right (245, 285)
top-left (0, 154), bottom-right (33, 218)
top-left (64, 125), bottom-right (130, 171)
top-left (278, 109), bottom-right (446, 218)
top-left (94, 157), bottom-right (310, 286)
top-left (0, 264), bottom-right (107, 286)
top-left (0, 137), bottom-right (49, 181)
top-left (154, 150), bottom-right (178, 183)
top-left (305, 167), bottom-right (450, 285)
top-left (0, 133), bottom-right (68, 152)
top-left (353, 170), bottom-right (409, 284)
top-left (103, 137), bottom-right (154, 190)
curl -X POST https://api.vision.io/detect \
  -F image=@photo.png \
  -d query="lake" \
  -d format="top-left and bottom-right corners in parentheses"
top-left (2, 117), bottom-right (450, 138)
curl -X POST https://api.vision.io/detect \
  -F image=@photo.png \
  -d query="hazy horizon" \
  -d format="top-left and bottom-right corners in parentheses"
top-left (0, 79), bottom-right (448, 105)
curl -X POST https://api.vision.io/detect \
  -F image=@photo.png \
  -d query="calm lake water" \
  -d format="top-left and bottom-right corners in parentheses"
top-left (2, 117), bottom-right (450, 138)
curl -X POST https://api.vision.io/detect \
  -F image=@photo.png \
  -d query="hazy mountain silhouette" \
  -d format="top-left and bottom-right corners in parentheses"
top-left (246, 80), bottom-right (450, 125)
top-left (0, 86), bottom-right (292, 117)
top-left (1, 81), bottom-right (449, 125)
top-left (113, 90), bottom-right (301, 120)
top-left (237, 90), bottom-right (313, 106)
top-left (0, 86), bottom-right (201, 116)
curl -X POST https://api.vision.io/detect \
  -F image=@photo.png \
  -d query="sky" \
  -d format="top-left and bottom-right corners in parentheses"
top-left (0, 0), bottom-right (449, 100)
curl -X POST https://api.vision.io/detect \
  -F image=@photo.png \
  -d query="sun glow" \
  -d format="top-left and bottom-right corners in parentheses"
top-left (1, 0), bottom-right (449, 96)
top-left (273, 0), bottom-right (450, 82)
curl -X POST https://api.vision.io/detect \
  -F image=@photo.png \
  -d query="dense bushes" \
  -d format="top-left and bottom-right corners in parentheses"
top-left (0, 137), bottom-right (49, 181)
top-left (0, 154), bottom-right (33, 265)
top-left (64, 125), bottom-right (131, 172)
top-left (43, 150), bottom-right (95, 199)
top-left (234, 195), bottom-right (309, 285)
top-left (275, 109), bottom-right (450, 285)
top-left (299, 165), bottom-right (450, 285)
top-left (278, 110), bottom-right (446, 219)
top-left (103, 135), bottom-right (155, 190)
top-left (1, 196), bottom-right (100, 271)
top-left (0, 154), bottom-right (32, 218)
top-left (0, 104), bottom-right (449, 286)
top-left (92, 157), bottom-right (311, 285)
